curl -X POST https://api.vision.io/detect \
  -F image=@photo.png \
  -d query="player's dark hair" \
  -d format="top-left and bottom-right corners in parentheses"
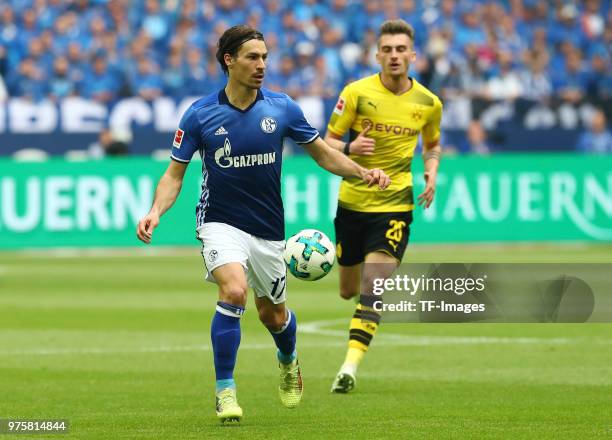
top-left (378, 19), bottom-right (415, 43)
top-left (216, 25), bottom-right (265, 75)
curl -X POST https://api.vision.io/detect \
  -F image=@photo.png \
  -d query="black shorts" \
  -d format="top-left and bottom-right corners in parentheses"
top-left (334, 206), bottom-right (413, 266)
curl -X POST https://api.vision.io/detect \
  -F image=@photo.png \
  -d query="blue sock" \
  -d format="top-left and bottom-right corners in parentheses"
top-left (270, 309), bottom-right (297, 364)
top-left (211, 302), bottom-right (244, 392)
top-left (215, 378), bottom-right (235, 392)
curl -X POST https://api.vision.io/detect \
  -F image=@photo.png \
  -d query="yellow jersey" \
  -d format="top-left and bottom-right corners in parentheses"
top-left (327, 74), bottom-right (442, 212)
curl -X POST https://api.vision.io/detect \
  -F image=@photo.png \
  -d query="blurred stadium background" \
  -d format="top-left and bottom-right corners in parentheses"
top-left (1, 0), bottom-right (611, 438)
top-left (0, 0), bottom-right (611, 156)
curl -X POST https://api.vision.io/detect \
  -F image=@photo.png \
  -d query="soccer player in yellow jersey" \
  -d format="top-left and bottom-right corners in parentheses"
top-left (324, 19), bottom-right (442, 393)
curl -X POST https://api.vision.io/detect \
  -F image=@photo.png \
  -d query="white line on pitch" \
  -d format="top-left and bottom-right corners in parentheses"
top-left (0, 319), bottom-right (608, 356)
top-left (0, 341), bottom-right (347, 356)
top-left (300, 319), bottom-right (612, 345)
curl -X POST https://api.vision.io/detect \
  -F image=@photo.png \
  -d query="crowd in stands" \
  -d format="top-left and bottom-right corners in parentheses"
top-left (0, 0), bottom-right (609, 106)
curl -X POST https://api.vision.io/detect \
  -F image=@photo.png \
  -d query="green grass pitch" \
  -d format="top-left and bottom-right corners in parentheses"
top-left (0, 244), bottom-right (611, 439)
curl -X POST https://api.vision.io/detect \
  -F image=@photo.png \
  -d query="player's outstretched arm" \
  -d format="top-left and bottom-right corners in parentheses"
top-left (136, 160), bottom-right (188, 244)
top-left (303, 137), bottom-right (390, 189)
top-left (417, 141), bottom-right (441, 209)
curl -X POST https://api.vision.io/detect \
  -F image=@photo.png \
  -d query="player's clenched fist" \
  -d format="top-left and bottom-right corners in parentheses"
top-left (136, 212), bottom-right (160, 244)
top-left (363, 168), bottom-right (391, 189)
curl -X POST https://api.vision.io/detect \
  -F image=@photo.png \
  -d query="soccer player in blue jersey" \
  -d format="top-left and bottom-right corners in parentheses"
top-left (136, 25), bottom-right (390, 423)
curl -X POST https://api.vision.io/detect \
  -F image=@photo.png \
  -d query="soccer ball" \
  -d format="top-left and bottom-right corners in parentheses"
top-left (283, 229), bottom-right (335, 281)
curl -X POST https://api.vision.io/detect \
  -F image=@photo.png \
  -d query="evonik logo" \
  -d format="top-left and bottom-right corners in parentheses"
top-left (214, 138), bottom-right (277, 169)
top-left (361, 118), bottom-right (419, 136)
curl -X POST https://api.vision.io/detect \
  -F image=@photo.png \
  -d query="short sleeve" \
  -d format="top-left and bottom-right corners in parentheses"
top-left (326, 84), bottom-right (357, 137)
top-left (285, 98), bottom-right (320, 144)
top-left (170, 106), bottom-right (201, 163)
top-left (422, 98), bottom-right (443, 147)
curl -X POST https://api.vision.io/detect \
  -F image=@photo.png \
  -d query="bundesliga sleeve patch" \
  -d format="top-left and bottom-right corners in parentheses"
top-left (173, 128), bottom-right (184, 149)
top-left (333, 97), bottom-right (345, 115)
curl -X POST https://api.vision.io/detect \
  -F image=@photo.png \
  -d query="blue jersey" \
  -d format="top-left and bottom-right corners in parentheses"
top-left (171, 88), bottom-right (319, 240)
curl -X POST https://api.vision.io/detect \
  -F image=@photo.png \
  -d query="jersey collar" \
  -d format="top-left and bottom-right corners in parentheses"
top-left (218, 88), bottom-right (264, 113)
top-left (377, 74), bottom-right (415, 96)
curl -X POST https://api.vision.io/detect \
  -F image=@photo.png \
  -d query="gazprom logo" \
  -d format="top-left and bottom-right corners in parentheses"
top-left (214, 138), bottom-right (276, 169)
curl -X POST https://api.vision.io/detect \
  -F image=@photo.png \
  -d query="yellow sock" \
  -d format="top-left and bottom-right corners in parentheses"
top-left (342, 303), bottom-right (380, 372)
top-left (345, 347), bottom-right (365, 366)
